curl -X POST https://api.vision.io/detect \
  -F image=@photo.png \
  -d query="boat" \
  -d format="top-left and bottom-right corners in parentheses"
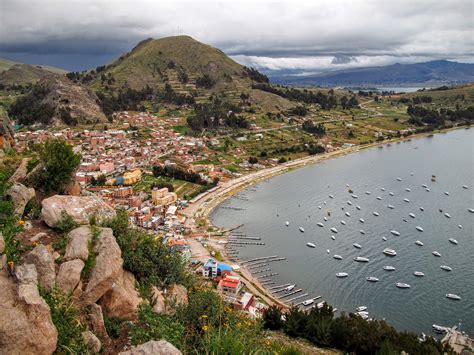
top-left (302, 298), bottom-right (315, 306)
top-left (317, 301), bottom-right (326, 309)
top-left (336, 272), bottom-right (348, 278)
top-left (383, 266), bottom-right (396, 271)
top-left (432, 324), bottom-right (448, 333)
top-left (420, 207), bottom-right (425, 211)
top-left (347, 200), bottom-right (353, 206)
top-left (462, 185), bottom-right (469, 189)
top-left (458, 225), bottom-right (463, 229)
top-left (444, 213), bottom-right (451, 218)
top-left (382, 236), bottom-right (387, 241)
top-left (353, 243), bottom-right (362, 249)
top-left (405, 188), bottom-right (411, 192)
top-left (373, 212), bottom-right (380, 216)
top-left (403, 198), bottom-right (410, 202)
top-left (409, 213), bottom-right (416, 218)
top-left (396, 282), bottom-right (411, 289)
top-left (345, 211), bottom-right (351, 217)
top-left (389, 192), bottom-right (395, 196)
top-left (331, 235), bottom-right (336, 240)
top-left (432, 251), bottom-right (441, 257)
top-left (317, 222), bottom-right (324, 227)
top-left (446, 293), bottom-right (461, 300)
top-left (396, 178), bottom-right (402, 181)
top-left (356, 312), bottom-right (369, 320)
top-left (329, 194), bottom-right (334, 199)
top-left (383, 248), bottom-right (397, 256)
top-left (306, 242), bottom-right (316, 248)
top-left (360, 230), bottom-right (366, 235)
top-left (356, 306), bottom-right (367, 312)
top-left (323, 216), bottom-right (328, 221)
top-left (340, 220), bottom-right (346, 225)
top-left (448, 238), bottom-right (458, 245)
top-left (416, 226), bottom-right (424, 232)
top-left (354, 256), bottom-right (369, 262)
top-left (444, 191), bottom-right (450, 196)
top-left (299, 227), bottom-right (305, 233)
top-left (357, 311), bottom-right (369, 316)
top-left (422, 184), bottom-right (428, 188)
top-left (351, 194), bottom-right (358, 199)
top-left (376, 196), bottom-right (382, 200)
top-left (330, 227), bottom-right (338, 233)
top-left (387, 204), bottom-right (395, 209)
top-left (391, 230), bottom-right (400, 236)
top-left (381, 188), bottom-right (386, 191)
top-left (425, 188), bottom-right (430, 192)
top-left (469, 208), bottom-right (474, 213)
top-left (285, 284), bottom-right (296, 292)
top-left (367, 277), bottom-right (379, 282)
top-left (415, 240), bottom-right (424, 246)
top-left (333, 254), bottom-right (342, 260)
top-left (365, 191), bottom-right (371, 195)
top-left (285, 221), bottom-right (289, 226)
top-left (318, 205), bottom-right (322, 210)
top-left (356, 205), bottom-right (361, 210)
top-left (413, 271), bottom-right (425, 277)
top-left (440, 265), bottom-right (452, 271)
top-left (359, 218), bottom-right (365, 223)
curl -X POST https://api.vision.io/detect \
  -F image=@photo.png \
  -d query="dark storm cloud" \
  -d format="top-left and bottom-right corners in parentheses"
top-left (0, 0), bottom-right (472, 71)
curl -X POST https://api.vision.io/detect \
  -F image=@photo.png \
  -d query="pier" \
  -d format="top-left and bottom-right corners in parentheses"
top-left (241, 255), bottom-right (279, 264)
top-left (286, 293), bottom-right (308, 303)
top-left (279, 289), bottom-right (302, 298)
top-left (268, 283), bottom-right (291, 290)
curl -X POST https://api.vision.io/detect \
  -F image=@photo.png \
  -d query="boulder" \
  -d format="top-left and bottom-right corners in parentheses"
top-left (64, 226), bottom-right (92, 261)
top-left (24, 244), bottom-right (56, 291)
top-left (6, 182), bottom-right (35, 216)
top-left (8, 157), bottom-right (30, 184)
top-left (100, 270), bottom-right (142, 320)
top-left (56, 259), bottom-right (84, 294)
top-left (119, 340), bottom-right (182, 355)
top-left (87, 303), bottom-right (109, 340)
top-left (82, 331), bottom-right (101, 353)
top-left (166, 284), bottom-right (188, 312)
top-left (81, 228), bottom-right (122, 305)
top-left (41, 195), bottom-right (116, 227)
top-left (0, 232), bottom-right (4, 254)
top-left (151, 286), bottom-right (166, 314)
top-left (29, 232), bottom-right (48, 243)
top-left (0, 265), bottom-right (58, 355)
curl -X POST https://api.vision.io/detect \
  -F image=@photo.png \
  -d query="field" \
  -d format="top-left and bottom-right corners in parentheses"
top-left (133, 173), bottom-right (208, 199)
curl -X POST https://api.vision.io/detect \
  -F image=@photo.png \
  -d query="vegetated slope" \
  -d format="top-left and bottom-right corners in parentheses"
top-left (0, 64), bottom-right (68, 87)
top-left (0, 58), bottom-right (19, 72)
top-left (272, 60), bottom-right (474, 87)
top-left (403, 84), bottom-right (474, 107)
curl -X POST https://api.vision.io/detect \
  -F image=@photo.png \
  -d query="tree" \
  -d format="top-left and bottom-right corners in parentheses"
top-left (248, 156), bottom-right (258, 164)
top-left (262, 306), bottom-right (284, 330)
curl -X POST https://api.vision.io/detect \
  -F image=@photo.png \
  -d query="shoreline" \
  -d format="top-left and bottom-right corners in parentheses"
top-left (181, 125), bottom-right (468, 308)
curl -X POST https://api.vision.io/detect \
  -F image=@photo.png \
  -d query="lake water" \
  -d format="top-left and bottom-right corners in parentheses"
top-left (211, 128), bottom-right (474, 335)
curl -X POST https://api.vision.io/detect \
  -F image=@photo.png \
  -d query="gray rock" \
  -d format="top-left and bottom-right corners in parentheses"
top-left (6, 182), bottom-right (35, 216)
top-left (119, 340), bottom-right (182, 355)
top-left (151, 286), bottom-right (166, 314)
top-left (29, 232), bottom-right (48, 242)
top-left (24, 244), bottom-right (56, 291)
top-left (64, 226), bottom-right (92, 261)
top-left (82, 331), bottom-right (101, 353)
top-left (8, 157), bottom-right (30, 184)
top-left (56, 259), bottom-right (84, 294)
top-left (87, 303), bottom-right (109, 340)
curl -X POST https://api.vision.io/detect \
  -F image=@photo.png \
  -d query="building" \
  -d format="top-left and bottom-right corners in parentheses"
top-left (217, 275), bottom-right (242, 295)
top-left (152, 187), bottom-right (177, 206)
top-left (123, 169), bottom-right (142, 185)
top-left (202, 258), bottom-right (218, 278)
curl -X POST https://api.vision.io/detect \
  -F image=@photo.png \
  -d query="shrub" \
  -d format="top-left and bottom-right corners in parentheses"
top-left (54, 211), bottom-right (78, 234)
top-left (262, 305), bottom-right (284, 330)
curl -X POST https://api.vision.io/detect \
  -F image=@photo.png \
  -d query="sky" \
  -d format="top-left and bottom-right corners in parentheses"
top-left (0, 0), bottom-right (472, 73)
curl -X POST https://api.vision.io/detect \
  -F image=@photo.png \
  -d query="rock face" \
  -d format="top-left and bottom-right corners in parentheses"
top-left (41, 195), bottom-right (116, 227)
top-left (6, 182), bottom-right (35, 216)
top-left (0, 265), bottom-right (58, 355)
top-left (24, 244), bottom-right (56, 291)
top-left (8, 157), bottom-right (30, 183)
top-left (56, 259), bottom-right (84, 294)
top-left (64, 226), bottom-right (92, 261)
top-left (87, 303), bottom-right (109, 340)
top-left (151, 286), bottom-right (166, 314)
top-left (82, 330), bottom-right (102, 353)
top-left (100, 270), bottom-right (142, 320)
top-left (81, 228), bottom-right (122, 305)
top-left (119, 340), bottom-right (182, 355)
top-left (167, 284), bottom-right (188, 310)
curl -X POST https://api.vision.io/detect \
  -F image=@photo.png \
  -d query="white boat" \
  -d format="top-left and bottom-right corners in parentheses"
top-left (333, 254), bottom-right (342, 260)
top-left (410, 173), bottom-right (414, 176)
top-left (446, 293), bottom-right (461, 300)
top-left (425, 188), bottom-right (430, 192)
top-left (347, 200), bottom-right (353, 206)
top-left (448, 238), bottom-right (458, 245)
top-left (318, 205), bottom-right (322, 209)
top-left (324, 216), bottom-right (328, 221)
top-left (367, 277), bottom-right (379, 282)
top-left (285, 221), bottom-right (290, 226)
top-left (356, 312), bottom-right (369, 320)
top-left (345, 212), bottom-right (351, 217)
top-left (331, 235), bottom-right (336, 240)
top-left (413, 271), bottom-right (425, 277)
top-left (351, 194), bottom-right (358, 199)
top-left (416, 226), bottom-right (424, 232)
top-left (383, 248), bottom-right (397, 256)
top-left (422, 184), bottom-right (428, 188)
top-left (299, 227), bottom-right (305, 233)
top-left (382, 236), bottom-right (387, 241)
top-left (302, 298), bottom-right (315, 306)
top-left (391, 230), bottom-right (400, 236)
top-left (376, 196), bottom-right (382, 200)
top-left (365, 191), bottom-right (371, 195)
top-left (360, 230), bottom-right (366, 235)
top-left (409, 213), bottom-right (416, 218)
top-left (383, 266), bottom-right (396, 271)
top-left (389, 192), bottom-right (395, 196)
top-left (373, 212), bottom-right (380, 216)
top-left (420, 207), bottom-right (425, 211)
top-left (285, 284), bottom-right (296, 292)
top-left (405, 188), bottom-right (411, 192)
top-left (317, 301), bottom-right (326, 309)
top-left (317, 222), bottom-right (324, 227)
top-left (396, 178), bottom-right (402, 181)
top-left (336, 272), bottom-right (348, 278)
top-left (356, 205), bottom-right (361, 210)
top-left (444, 213), bottom-right (451, 218)
top-left (387, 204), bottom-right (395, 209)
top-left (354, 256), bottom-right (370, 262)
top-left (469, 208), bottom-right (474, 213)
top-left (415, 240), bottom-right (424, 246)
top-left (396, 282), bottom-right (411, 289)
top-left (458, 225), bottom-right (463, 229)
top-left (432, 251), bottom-right (442, 257)
top-left (462, 185), bottom-right (469, 189)
top-left (329, 194), bottom-right (334, 199)
top-left (356, 306), bottom-right (367, 312)
top-left (432, 324), bottom-right (449, 333)
top-left (330, 227), bottom-right (338, 233)
top-left (307, 242), bottom-right (316, 248)
top-left (353, 243), bottom-right (362, 249)
top-left (381, 188), bottom-right (386, 191)
top-left (359, 218), bottom-right (365, 223)
top-left (440, 265), bottom-right (452, 271)
top-left (404, 198), bottom-right (410, 202)
top-left (444, 191), bottom-right (450, 196)
top-left (340, 220), bottom-right (346, 225)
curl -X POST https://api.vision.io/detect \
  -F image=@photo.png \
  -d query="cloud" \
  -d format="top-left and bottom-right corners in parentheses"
top-left (0, 0), bottom-right (472, 71)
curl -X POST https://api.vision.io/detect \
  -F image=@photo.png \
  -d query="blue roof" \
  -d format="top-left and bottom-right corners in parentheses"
top-left (204, 259), bottom-right (218, 268)
top-left (218, 263), bottom-right (232, 271)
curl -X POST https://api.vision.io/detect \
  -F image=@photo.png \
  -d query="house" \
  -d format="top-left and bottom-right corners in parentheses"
top-left (237, 292), bottom-right (255, 311)
top-left (203, 258), bottom-right (218, 278)
top-left (217, 275), bottom-right (242, 295)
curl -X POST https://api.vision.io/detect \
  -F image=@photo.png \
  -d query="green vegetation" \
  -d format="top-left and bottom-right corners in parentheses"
top-left (8, 84), bottom-right (55, 125)
top-left (81, 226), bottom-right (99, 279)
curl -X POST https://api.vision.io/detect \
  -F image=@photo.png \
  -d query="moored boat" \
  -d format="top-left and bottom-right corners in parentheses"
top-left (333, 254), bottom-right (342, 260)
top-left (396, 282), bottom-right (410, 289)
top-left (382, 236), bottom-right (387, 241)
top-left (340, 220), bottom-right (346, 225)
top-left (353, 243), bottom-right (362, 249)
top-left (415, 240), bottom-right (424, 246)
top-left (440, 265), bottom-right (452, 271)
top-left (387, 204), bottom-right (395, 209)
top-left (354, 256), bottom-right (369, 262)
top-left (444, 191), bottom-right (450, 196)
top-left (336, 272), bottom-right (349, 278)
top-left (317, 222), bottom-right (324, 227)
top-left (285, 221), bottom-right (290, 226)
top-left (409, 213), bottom-right (416, 218)
top-left (359, 230), bottom-right (366, 234)
top-left (356, 205), bottom-right (361, 210)
top-left (444, 213), bottom-right (451, 218)
top-left (356, 306), bottom-right (367, 312)
top-left (432, 251), bottom-right (441, 257)
top-left (367, 276), bottom-right (379, 282)
top-left (416, 226), bottom-right (424, 232)
top-left (414, 271), bottom-right (425, 277)
top-left (377, 196), bottom-right (382, 200)
top-left (306, 242), bottom-right (316, 248)
top-left (302, 298), bottom-right (315, 306)
top-left (331, 235), bottom-right (336, 240)
top-left (351, 194), bottom-right (358, 199)
top-left (448, 238), bottom-right (458, 245)
top-left (299, 227), bottom-right (305, 233)
top-left (404, 198), bottom-right (410, 202)
top-left (359, 218), bottom-right (365, 223)
top-left (389, 192), bottom-right (394, 196)
top-left (383, 248), bottom-right (397, 256)
top-left (420, 207), bottom-right (425, 211)
top-left (345, 211), bottom-right (351, 217)
top-left (383, 266), bottom-right (396, 271)
top-left (446, 293), bottom-right (461, 300)
top-left (373, 211), bottom-right (380, 216)
top-left (462, 185), bottom-right (469, 189)
top-left (391, 230), bottom-right (400, 236)
top-left (330, 227), bottom-right (338, 233)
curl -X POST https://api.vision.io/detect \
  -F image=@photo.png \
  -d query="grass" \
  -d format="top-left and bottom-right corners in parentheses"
top-left (133, 173), bottom-right (204, 199)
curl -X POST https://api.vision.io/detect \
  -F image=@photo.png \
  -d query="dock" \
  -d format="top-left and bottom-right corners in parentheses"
top-left (287, 293), bottom-right (309, 303)
top-left (279, 289), bottom-right (302, 298)
top-left (268, 283), bottom-right (291, 290)
top-left (241, 255), bottom-right (279, 264)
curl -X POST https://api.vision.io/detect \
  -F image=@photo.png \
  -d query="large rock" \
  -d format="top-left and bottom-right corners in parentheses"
top-left (119, 340), bottom-right (182, 355)
top-left (64, 226), bottom-right (92, 261)
top-left (56, 259), bottom-right (84, 294)
top-left (0, 265), bottom-right (58, 355)
top-left (6, 182), bottom-right (35, 216)
top-left (41, 195), bottom-right (116, 227)
top-left (87, 303), bottom-right (109, 340)
top-left (24, 244), bottom-right (56, 291)
top-left (8, 157), bottom-right (30, 184)
top-left (151, 286), bottom-right (166, 314)
top-left (81, 228), bottom-right (122, 305)
top-left (82, 330), bottom-right (101, 353)
top-left (167, 284), bottom-right (188, 310)
top-left (0, 232), bottom-right (4, 254)
top-left (100, 270), bottom-right (142, 320)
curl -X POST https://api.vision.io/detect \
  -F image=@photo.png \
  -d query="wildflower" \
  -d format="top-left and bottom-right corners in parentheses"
top-left (32, 242), bottom-right (38, 247)
top-left (201, 315), bottom-right (208, 319)
top-left (202, 325), bottom-right (209, 332)
top-left (18, 220), bottom-right (25, 225)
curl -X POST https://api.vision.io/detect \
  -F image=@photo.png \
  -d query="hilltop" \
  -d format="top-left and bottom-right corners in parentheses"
top-left (0, 63), bottom-right (68, 87)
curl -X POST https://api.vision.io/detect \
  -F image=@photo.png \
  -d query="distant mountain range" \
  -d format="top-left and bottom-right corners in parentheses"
top-left (270, 60), bottom-right (474, 87)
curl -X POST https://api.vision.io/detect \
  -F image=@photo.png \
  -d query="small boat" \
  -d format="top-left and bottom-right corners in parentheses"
top-left (323, 216), bottom-right (328, 221)
top-left (448, 238), bottom-right (458, 245)
top-left (458, 225), bottom-right (463, 229)
top-left (347, 200), bottom-right (353, 206)
top-left (432, 324), bottom-right (448, 333)
top-left (425, 188), bottom-right (430, 192)
top-left (387, 205), bottom-right (395, 209)
top-left (410, 172), bottom-right (414, 176)
top-left (396, 178), bottom-right (402, 181)
top-left (413, 271), bottom-right (425, 277)
top-left (360, 230), bottom-right (366, 235)
top-left (383, 248), bottom-right (397, 256)
top-left (382, 237), bottom-right (387, 241)
top-left (307, 242), bottom-right (316, 248)
top-left (444, 213), bottom-right (451, 218)
top-left (403, 198), bottom-right (410, 203)
top-left (446, 293), bottom-right (461, 300)
top-left (391, 230), bottom-right (400, 236)
top-left (317, 301), bottom-right (326, 309)
top-left (331, 235), bottom-right (336, 240)
top-left (367, 277), bottom-right (379, 282)
top-left (340, 220), bottom-right (346, 225)
top-left (299, 227), bottom-right (305, 233)
top-left (376, 196), bottom-right (382, 200)
top-left (405, 188), bottom-right (411, 192)
top-left (373, 212), bottom-right (380, 216)
top-left (351, 194), bottom-right (358, 199)
top-left (462, 185), bottom-right (469, 189)
top-left (432, 251), bottom-right (442, 257)
top-left (469, 208), bottom-right (474, 213)
top-left (365, 191), bottom-right (371, 195)
top-left (285, 284), bottom-right (296, 292)
top-left (444, 191), bottom-right (450, 196)
top-left (403, 218), bottom-right (408, 222)
top-left (329, 194), bottom-right (334, 199)
top-left (317, 222), bottom-right (324, 227)
top-left (384, 266), bottom-right (396, 271)
top-left (357, 311), bottom-right (369, 316)
top-left (330, 227), bottom-right (338, 233)
top-left (409, 213), bottom-right (416, 218)
top-left (440, 265), bottom-right (452, 271)
top-left (415, 240), bottom-right (424, 246)
top-left (345, 212), bottom-right (351, 217)
top-left (285, 221), bottom-right (290, 226)
top-left (356, 205), bottom-right (361, 210)
top-left (356, 306), bottom-right (367, 312)
top-left (318, 205), bottom-right (322, 209)
top-left (422, 184), bottom-right (428, 188)
top-left (354, 256), bottom-right (369, 262)
top-left (396, 282), bottom-right (410, 289)
top-left (353, 243), bottom-right (362, 249)
top-left (302, 298), bottom-right (315, 306)
top-left (389, 192), bottom-right (395, 196)
top-left (431, 175), bottom-right (436, 182)
top-left (333, 254), bottom-right (342, 260)
top-left (420, 207), bottom-right (425, 211)
top-left (357, 312), bottom-right (369, 320)
top-left (381, 188), bottom-right (386, 191)
top-left (416, 226), bottom-right (424, 232)
top-left (359, 218), bottom-right (365, 223)
top-left (336, 272), bottom-right (349, 278)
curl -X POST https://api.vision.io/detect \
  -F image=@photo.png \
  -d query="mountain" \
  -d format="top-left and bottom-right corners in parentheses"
top-left (271, 60), bottom-right (474, 87)
top-left (0, 64), bottom-right (66, 87)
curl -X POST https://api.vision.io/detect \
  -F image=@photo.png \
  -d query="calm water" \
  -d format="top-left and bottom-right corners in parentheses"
top-left (211, 128), bottom-right (474, 335)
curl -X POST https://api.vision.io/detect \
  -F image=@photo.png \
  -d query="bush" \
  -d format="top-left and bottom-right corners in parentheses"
top-left (196, 74), bottom-right (216, 89)
top-left (263, 305), bottom-right (284, 330)
top-left (54, 211), bottom-right (79, 234)
top-left (248, 156), bottom-right (258, 164)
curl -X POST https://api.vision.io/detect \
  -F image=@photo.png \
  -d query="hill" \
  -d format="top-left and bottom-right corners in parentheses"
top-left (0, 64), bottom-right (67, 87)
top-left (271, 60), bottom-right (474, 87)
top-left (0, 58), bottom-right (67, 74)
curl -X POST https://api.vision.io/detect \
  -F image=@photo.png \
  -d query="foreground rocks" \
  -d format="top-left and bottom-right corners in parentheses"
top-left (41, 195), bottom-right (116, 227)
top-left (119, 340), bottom-right (182, 355)
top-left (24, 244), bottom-right (56, 291)
top-left (64, 225), bottom-right (92, 261)
top-left (56, 259), bottom-right (84, 294)
top-left (6, 182), bottom-right (35, 216)
top-left (82, 330), bottom-right (101, 353)
top-left (8, 157), bottom-right (30, 184)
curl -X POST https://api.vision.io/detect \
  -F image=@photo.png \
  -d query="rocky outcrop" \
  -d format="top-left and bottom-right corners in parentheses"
top-left (0, 232), bottom-right (4, 254)
top-left (6, 182), bottom-right (35, 216)
top-left (0, 265), bottom-right (57, 355)
top-left (56, 259), bottom-right (84, 294)
top-left (24, 244), bottom-right (56, 291)
top-left (166, 284), bottom-right (188, 312)
top-left (8, 157), bottom-right (30, 183)
top-left (151, 286), bottom-right (166, 314)
top-left (100, 270), bottom-right (142, 320)
top-left (82, 330), bottom-right (102, 353)
top-left (87, 303), bottom-right (109, 340)
top-left (64, 226), bottom-right (92, 261)
top-left (81, 228), bottom-right (122, 305)
top-left (41, 195), bottom-right (116, 227)
top-left (119, 340), bottom-right (182, 355)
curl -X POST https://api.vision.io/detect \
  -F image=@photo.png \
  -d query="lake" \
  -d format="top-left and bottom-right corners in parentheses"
top-left (211, 128), bottom-right (474, 335)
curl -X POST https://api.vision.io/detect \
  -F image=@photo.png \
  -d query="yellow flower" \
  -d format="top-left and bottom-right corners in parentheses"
top-left (32, 242), bottom-right (38, 247)
top-left (202, 325), bottom-right (209, 332)
top-left (201, 315), bottom-right (208, 319)
top-left (18, 220), bottom-right (25, 225)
